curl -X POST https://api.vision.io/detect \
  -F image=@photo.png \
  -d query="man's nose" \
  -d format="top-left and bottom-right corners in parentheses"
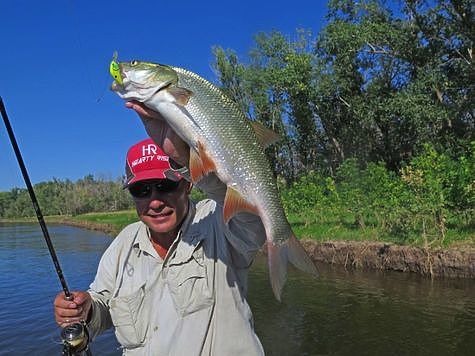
top-left (148, 189), bottom-right (165, 207)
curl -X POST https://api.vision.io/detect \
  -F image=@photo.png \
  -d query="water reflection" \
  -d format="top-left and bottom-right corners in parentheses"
top-left (0, 224), bottom-right (473, 356)
top-left (249, 259), bottom-right (475, 356)
top-left (0, 224), bottom-right (120, 355)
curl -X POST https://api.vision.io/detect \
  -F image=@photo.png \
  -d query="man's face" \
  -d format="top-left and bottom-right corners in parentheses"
top-left (130, 179), bottom-right (191, 240)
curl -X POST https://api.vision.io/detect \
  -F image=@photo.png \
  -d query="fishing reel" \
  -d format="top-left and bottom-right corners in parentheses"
top-left (61, 321), bottom-right (91, 356)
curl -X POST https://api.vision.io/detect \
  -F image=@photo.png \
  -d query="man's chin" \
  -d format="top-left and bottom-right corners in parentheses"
top-left (145, 216), bottom-right (176, 233)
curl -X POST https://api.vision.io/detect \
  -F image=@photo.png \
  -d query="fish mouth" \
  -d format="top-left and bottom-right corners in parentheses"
top-left (111, 76), bottom-right (173, 102)
top-left (111, 80), bottom-right (122, 92)
top-left (109, 60), bottom-right (173, 101)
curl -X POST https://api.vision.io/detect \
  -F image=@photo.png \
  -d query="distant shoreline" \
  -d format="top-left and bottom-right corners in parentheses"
top-left (3, 217), bottom-right (473, 279)
top-left (0, 217), bottom-right (120, 236)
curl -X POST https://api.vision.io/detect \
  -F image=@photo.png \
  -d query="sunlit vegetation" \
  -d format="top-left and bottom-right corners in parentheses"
top-left (1, 1), bottom-right (473, 249)
top-left (281, 144), bottom-right (474, 248)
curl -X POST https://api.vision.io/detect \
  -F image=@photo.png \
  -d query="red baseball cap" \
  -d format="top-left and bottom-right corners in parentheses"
top-left (124, 138), bottom-right (183, 187)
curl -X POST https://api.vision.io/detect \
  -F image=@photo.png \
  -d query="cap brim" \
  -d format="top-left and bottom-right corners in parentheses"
top-left (123, 169), bottom-right (167, 189)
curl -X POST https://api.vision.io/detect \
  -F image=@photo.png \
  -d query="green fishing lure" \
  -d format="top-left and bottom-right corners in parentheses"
top-left (109, 51), bottom-right (122, 85)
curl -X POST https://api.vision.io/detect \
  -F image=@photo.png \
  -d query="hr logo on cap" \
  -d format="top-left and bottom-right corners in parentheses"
top-left (131, 142), bottom-right (170, 168)
top-left (142, 144), bottom-right (157, 156)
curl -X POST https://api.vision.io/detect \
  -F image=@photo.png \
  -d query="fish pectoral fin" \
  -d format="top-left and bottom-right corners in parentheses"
top-left (267, 235), bottom-right (318, 302)
top-left (167, 86), bottom-right (193, 106)
top-left (189, 142), bottom-right (216, 183)
top-left (197, 141), bottom-right (216, 175)
top-left (223, 187), bottom-right (259, 224)
top-left (250, 121), bottom-right (281, 148)
top-left (189, 149), bottom-right (203, 183)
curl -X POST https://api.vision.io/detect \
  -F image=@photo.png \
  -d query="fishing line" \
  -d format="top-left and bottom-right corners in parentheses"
top-left (65, 0), bottom-right (106, 103)
top-left (94, 70), bottom-right (112, 103)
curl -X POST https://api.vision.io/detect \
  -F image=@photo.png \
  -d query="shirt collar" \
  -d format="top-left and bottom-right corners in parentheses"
top-left (167, 200), bottom-right (205, 265)
top-left (134, 223), bottom-right (159, 259)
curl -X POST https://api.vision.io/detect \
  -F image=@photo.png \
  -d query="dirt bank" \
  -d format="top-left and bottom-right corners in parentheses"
top-left (59, 219), bottom-right (119, 236)
top-left (301, 240), bottom-right (475, 279)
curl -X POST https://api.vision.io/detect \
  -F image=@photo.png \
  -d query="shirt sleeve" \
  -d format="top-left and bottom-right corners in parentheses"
top-left (85, 235), bottom-right (122, 339)
top-left (196, 173), bottom-right (266, 267)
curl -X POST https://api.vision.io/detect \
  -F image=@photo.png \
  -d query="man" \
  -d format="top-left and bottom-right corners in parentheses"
top-left (54, 102), bottom-right (266, 355)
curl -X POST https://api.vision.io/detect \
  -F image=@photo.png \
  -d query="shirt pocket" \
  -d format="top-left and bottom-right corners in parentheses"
top-left (109, 284), bottom-right (148, 349)
top-left (167, 252), bottom-right (214, 316)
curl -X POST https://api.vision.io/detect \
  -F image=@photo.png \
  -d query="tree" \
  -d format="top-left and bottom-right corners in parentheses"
top-left (212, 0), bottom-right (474, 179)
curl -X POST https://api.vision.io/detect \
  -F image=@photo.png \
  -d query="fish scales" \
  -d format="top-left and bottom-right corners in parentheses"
top-left (172, 67), bottom-right (289, 242)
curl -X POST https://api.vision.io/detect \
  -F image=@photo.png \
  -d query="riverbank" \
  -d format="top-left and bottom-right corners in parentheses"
top-left (2, 214), bottom-right (474, 279)
top-left (64, 219), bottom-right (475, 278)
top-left (301, 240), bottom-right (475, 278)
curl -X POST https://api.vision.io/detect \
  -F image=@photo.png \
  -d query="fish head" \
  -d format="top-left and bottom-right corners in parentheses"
top-left (110, 57), bottom-right (178, 102)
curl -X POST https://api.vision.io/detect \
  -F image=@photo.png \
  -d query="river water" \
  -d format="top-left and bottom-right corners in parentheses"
top-left (0, 224), bottom-right (473, 355)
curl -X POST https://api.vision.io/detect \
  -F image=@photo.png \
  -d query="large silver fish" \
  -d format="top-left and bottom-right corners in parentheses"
top-left (110, 57), bottom-right (318, 300)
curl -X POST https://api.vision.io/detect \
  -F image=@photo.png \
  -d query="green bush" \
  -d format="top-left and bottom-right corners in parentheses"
top-left (280, 143), bottom-right (474, 246)
top-left (2, 144), bottom-right (473, 248)
top-left (281, 172), bottom-right (339, 226)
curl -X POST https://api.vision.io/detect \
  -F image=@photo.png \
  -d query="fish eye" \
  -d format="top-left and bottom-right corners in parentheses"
top-left (130, 60), bottom-right (138, 66)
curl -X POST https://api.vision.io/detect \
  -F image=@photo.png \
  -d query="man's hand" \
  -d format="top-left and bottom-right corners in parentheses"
top-left (126, 101), bottom-right (190, 167)
top-left (54, 291), bottom-right (92, 328)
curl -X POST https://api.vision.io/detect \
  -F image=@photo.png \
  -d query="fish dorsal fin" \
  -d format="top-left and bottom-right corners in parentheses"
top-left (250, 121), bottom-right (281, 148)
top-left (167, 86), bottom-right (193, 106)
top-left (189, 141), bottom-right (216, 183)
top-left (223, 186), bottom-right (259, 224)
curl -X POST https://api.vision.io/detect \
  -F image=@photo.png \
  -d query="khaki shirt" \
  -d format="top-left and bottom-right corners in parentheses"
top-left (87, 175), bottom-right (266, 355)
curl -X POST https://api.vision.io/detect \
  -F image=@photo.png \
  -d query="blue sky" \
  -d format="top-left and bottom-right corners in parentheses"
top-left (0, 0), bottom-right (327, 191)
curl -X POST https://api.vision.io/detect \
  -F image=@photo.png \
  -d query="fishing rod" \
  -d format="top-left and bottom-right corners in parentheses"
top-left (0, 97), bottom-right (91, 356)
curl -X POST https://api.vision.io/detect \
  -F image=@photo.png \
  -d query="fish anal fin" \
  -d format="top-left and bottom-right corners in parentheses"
top-left (167, 86), bottom-right (193, 106)
top-left (250, 121), bottom-right (280, 148)
top-left (223, 187), bottom-right (258, 224)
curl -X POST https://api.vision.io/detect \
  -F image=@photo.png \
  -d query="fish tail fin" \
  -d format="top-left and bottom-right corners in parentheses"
top-left (267, 234), bottom-right (319, 302)
top-left (267, 241), bottom-right (288, 302)
top-left (288, 234), bottom-right (319, 277)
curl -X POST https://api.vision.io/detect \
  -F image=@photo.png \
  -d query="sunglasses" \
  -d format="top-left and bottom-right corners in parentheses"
top-left (128, 179), bottom-right (181, 199)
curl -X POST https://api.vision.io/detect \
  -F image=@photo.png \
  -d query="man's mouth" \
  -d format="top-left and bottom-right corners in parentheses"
top-left (148, 210), bottom-right (173, 219)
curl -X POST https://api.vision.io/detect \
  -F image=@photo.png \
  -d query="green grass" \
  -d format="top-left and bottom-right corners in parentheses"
top-left (2, 209), bottom-right (473, 249)
top-left (72, 210), bottom-right (475, 248)
top-left (72, 210), bottom-right (138, 227)
top-left (0, 215), bottom-right (70, 224)
top-left (286, 211), bottom-right (474, 248)
top-left (0, 211), bottom-right (138, 236)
